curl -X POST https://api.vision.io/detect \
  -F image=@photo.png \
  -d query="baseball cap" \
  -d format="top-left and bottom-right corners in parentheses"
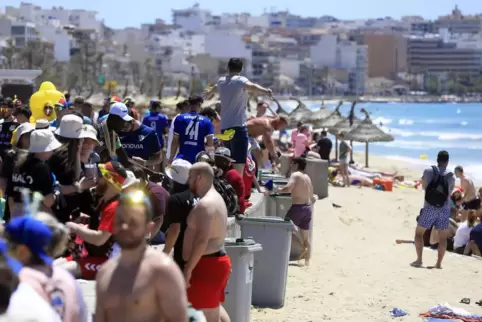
top-left (214, 147), bottom-right (235, 162)
top-left (5, 216), bottom-right (54, 265)
top-left (109, 102), bottom-right (133, 121)
top-left (0, 239), bottom-right (23, 275)
top-left (165, 159), bottom-right (192, 185)
top-left (98, 161), bottom-right (128, 191)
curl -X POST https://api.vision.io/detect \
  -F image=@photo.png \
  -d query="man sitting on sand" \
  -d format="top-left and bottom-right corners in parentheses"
top-left (411, 151), bottom-right (455, 269)
top-left (277, 157), bottom-right (314, 265)
top-left (95, 190), bottom-right (188, 322)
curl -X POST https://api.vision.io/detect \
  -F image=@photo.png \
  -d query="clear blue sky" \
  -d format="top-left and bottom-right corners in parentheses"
top-left (3, 0), bottom-right (482, 29)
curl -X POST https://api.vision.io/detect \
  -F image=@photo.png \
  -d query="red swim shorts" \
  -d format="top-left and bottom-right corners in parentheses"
top-left (187, 254), bottom-right (232, 309)
top-left (66, 255), bottom-right (107, 280)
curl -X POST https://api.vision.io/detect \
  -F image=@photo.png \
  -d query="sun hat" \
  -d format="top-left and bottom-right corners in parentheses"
top-left (165, 159), bottom-right (192, 185)
top-left (13, 123), bottom-right (35, 146)
top-left (82, 124), bottom-right (99, 145)
top-left (98, 161), bottom-right (128, 191)
top-left (122, 170), bottom-right (140, 190)
top-left (214, 147), bottom-right (235, 162)
top-left (54, 114), bottom-right (89, 139)
top-left (5, 216), bottom-right (54, 265)
top-left (109, 102), bottom-right (133, 121)
top-left (29, 129), bottom-right (62, 153)
top-left (35, 119), bottom-right (50, 130)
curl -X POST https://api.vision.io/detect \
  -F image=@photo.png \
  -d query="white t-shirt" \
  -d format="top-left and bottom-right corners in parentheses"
top-left (166, 114), bottom-right (179, 160)
top-left (0, 282), bottom-right (62, 321)
top-left (454, 221), bottom-right (473, 248)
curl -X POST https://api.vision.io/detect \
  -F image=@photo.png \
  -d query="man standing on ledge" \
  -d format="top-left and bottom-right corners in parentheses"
top-left (204, 57), bottom-right (274, 175)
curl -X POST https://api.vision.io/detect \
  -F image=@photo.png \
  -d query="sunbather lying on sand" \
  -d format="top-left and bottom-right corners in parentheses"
top-left (329, 169), bottom-right (374, 187)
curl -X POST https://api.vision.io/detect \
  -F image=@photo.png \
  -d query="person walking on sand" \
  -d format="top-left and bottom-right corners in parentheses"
top-left (338, 132), bottom-right (351, 187)
top-left (204, 58), bottom-right (274, 176)
top-left (411, 151), bottom-right (455, 269)
top-left (277, 157), bottom-right (314, 266)
top-left (95, 190), bottom-right (188, 322)
top-left (183, 163), bottom-right (232, 322)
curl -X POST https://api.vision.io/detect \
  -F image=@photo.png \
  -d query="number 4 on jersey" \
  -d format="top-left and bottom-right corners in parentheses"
top-left (185, 120), bottom-right (199, 140)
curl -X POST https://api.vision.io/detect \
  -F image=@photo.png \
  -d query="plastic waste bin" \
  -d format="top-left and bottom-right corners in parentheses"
top-left (224, 238), bottom-right (262, 322)
top-left (238, 217), bottom-right (293, 308)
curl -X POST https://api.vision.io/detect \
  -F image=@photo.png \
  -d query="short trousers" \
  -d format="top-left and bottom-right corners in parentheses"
top-left (187, 253), bottom-right (232, 309)
top-left (66, 255), bottom-right (107, 280)
top-left (417, 205), bottom-right (450, 231)
top-left (339, 157), bottom-right (348, 165)
top-left (463, 198), bottom-right (481, 210)
top-left (285, 204), bottom-right (312, 230)
top-left (248, 136), bottom-right (261, 151)
top-left (222, 126), bottom-right (248, 164)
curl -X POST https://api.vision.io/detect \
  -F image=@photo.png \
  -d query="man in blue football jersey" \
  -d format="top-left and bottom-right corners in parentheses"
top-left (106, 102), bottom-right (163, 167)
top-left (168, 96), bottom-right (214, 165)
top-left (142, 99), bottom-right (168, 149)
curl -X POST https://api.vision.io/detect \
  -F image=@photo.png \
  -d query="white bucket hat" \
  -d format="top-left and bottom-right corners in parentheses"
top-left (165, 159), bottom-right (192, 185)
top-left (29, 129), bottom-right (62, 153)
top-left (54, 115), bottom-right (88, 139)
top-left (122, 170), bottom-right (140, 190)
top-left (13, 123), bottom-right (35, 146)
top-left (82, 124), bottom-right (99, 144)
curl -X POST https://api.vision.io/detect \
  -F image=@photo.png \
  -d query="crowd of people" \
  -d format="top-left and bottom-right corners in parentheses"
top-left (0, 57), bottom-right (319, 321)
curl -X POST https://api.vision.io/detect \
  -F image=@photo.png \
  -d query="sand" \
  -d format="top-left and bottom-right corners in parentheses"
top-left (251, 182), bottom-right (482, 322)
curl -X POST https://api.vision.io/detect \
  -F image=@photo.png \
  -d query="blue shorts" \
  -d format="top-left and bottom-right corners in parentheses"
top-left (417, 205), bottom-right (450, 231)
top-left (222, 126), bottom-right (248, 164)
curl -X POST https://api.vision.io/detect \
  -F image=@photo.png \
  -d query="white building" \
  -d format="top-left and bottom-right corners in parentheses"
top-left (171, 4), bottom-right (212, 33)
top-left (36, 21), bottom-right (72, 61)
top-left (310, 35), bottom-right (367, 94)
top-left (440, 28), bottom-right (482, 49)
top-left (278, 58), bottom-right (300, 79)
top-left (10, 21), bottom-right (38, 47)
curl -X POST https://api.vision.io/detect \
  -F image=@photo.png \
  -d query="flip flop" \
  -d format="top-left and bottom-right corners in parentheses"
top-left (475, 300), bottom-right (482, 306)
top-left (460, 298), bottom-right (471, 305)
top-left (410, 262), bottom-right (422, 268)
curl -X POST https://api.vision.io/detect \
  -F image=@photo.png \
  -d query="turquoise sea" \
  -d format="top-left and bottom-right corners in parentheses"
top-left (275, 100), bottom-right (482, 182)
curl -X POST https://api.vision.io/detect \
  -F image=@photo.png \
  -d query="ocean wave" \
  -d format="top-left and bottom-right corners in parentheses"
top-left (354, 139), bottom-right (482, 150)
top-left (385, 128), bottom-right (482, 141)
top-left (398, 118), bottom-right (414, 125)
top-left (372, 117), bottom-right (392, 125)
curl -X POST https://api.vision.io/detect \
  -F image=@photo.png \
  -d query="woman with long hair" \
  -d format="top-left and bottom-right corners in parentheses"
top-left (7, 129), bottom-right (61, 217)
top-left (4, 214), bottom-right (89, 322)
top-left (454, 209), bottom-right (477, 254)
top-left (49, 114), bottom-right (95, 223)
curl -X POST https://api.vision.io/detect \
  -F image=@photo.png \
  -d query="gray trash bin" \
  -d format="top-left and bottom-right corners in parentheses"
top-left (238, 217), bottom-right (293, 308)
top-left (224, 238), bottom-right (262, 322)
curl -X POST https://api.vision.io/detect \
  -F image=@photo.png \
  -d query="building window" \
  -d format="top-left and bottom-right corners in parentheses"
top-left (11, 26), bottom-right (26, 36)
top-left (14, 37), bottom-right (25, 46)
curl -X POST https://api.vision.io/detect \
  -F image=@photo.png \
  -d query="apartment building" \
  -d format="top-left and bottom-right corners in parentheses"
top-left (352, 33), bottom-right (407, 79)
top-left (171, 4), bottom-right (212, 33)
top-left (435, 6), bottom-right (482, 34)
top-left (407, 34), bottom-right (482, 75)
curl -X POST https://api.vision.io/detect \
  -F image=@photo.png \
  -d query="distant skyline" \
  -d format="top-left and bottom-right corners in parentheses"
top-left (3, 0), bottom-right (482, 29)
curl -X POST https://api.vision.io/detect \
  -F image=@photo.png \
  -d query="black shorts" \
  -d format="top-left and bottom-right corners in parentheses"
top-left (463, 198), bottom-right (480, 210)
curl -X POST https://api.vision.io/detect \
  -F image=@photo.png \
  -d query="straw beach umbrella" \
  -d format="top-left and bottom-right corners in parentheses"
top-left (316, 101), bottom-right (344, 129)
top-left (309, 100), bottom-right (343, 128)
top-left (345, 108), bottom-right (394, 168)
top-left (286, 96), bottom-right (312, 128)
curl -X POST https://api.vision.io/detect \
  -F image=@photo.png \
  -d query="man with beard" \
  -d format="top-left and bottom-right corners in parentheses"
top-left (95, 190), bottom-right (188, 322)
top-left (57, 161), bottom-right (128, 280)
top-left (183, 162), bottom-right (231, 322)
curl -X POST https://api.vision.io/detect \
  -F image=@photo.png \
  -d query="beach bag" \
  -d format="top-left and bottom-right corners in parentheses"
top-left (424, 166), bottom-right (452, 207)
top-left (213, 177), bottom-right (239, 217)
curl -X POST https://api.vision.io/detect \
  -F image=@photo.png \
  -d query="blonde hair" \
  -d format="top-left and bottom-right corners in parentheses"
top-left (34, 212), bottom-right (69, 258)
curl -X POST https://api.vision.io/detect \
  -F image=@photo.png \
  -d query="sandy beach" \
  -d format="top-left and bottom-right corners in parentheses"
top-left (251, 178), bottom-right (482, 321)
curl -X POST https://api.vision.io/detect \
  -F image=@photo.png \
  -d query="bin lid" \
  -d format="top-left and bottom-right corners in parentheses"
top-left (224, 237), bottom-right (257, 246)
top-left (240, 216), bottom-right (292, 225)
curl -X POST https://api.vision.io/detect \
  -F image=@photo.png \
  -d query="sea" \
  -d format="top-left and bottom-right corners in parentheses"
top-left (274, 100), bottom-right (482, 183)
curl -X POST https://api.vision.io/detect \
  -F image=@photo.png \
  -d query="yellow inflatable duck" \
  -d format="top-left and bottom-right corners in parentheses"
top-left (29, 81), bottom-right (64, 123)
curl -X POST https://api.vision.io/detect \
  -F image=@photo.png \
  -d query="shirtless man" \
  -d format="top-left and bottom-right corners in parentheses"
top-left (95, 190), bottom-right (188, 322)
top-left (277, 157), bottom-right (314, 265)
top-left (183, 163), bottom-right (232, 322)
top-left (246, 115), bottom-right (288, 167)
top-left (455, 165), bottom-right (479, 221)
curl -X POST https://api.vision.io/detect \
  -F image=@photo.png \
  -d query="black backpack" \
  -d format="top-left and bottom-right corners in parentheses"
top-left (424, 166), bottom-right (452, 207)
top-left (213, 177), bottom-right (239, 217)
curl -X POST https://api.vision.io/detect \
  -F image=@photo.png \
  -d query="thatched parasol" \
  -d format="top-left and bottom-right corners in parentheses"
top-left (316, 101), bottom-right (344, 129)
top-left (308, 100), bottom-right (341, 128)
top-left (288, 96), bottom-right (311, 116)
top-left (345, 108), bottom-right (394, 168)
top-left (286, 96), bottom-right (312, 128)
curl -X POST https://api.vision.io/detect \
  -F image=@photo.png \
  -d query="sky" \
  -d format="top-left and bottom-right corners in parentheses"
top-left (3, 0), bottom-right (482, 29)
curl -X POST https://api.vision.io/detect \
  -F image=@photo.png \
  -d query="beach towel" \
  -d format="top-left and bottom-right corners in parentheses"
top-left (420, 303), bottom-right (482, 322)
